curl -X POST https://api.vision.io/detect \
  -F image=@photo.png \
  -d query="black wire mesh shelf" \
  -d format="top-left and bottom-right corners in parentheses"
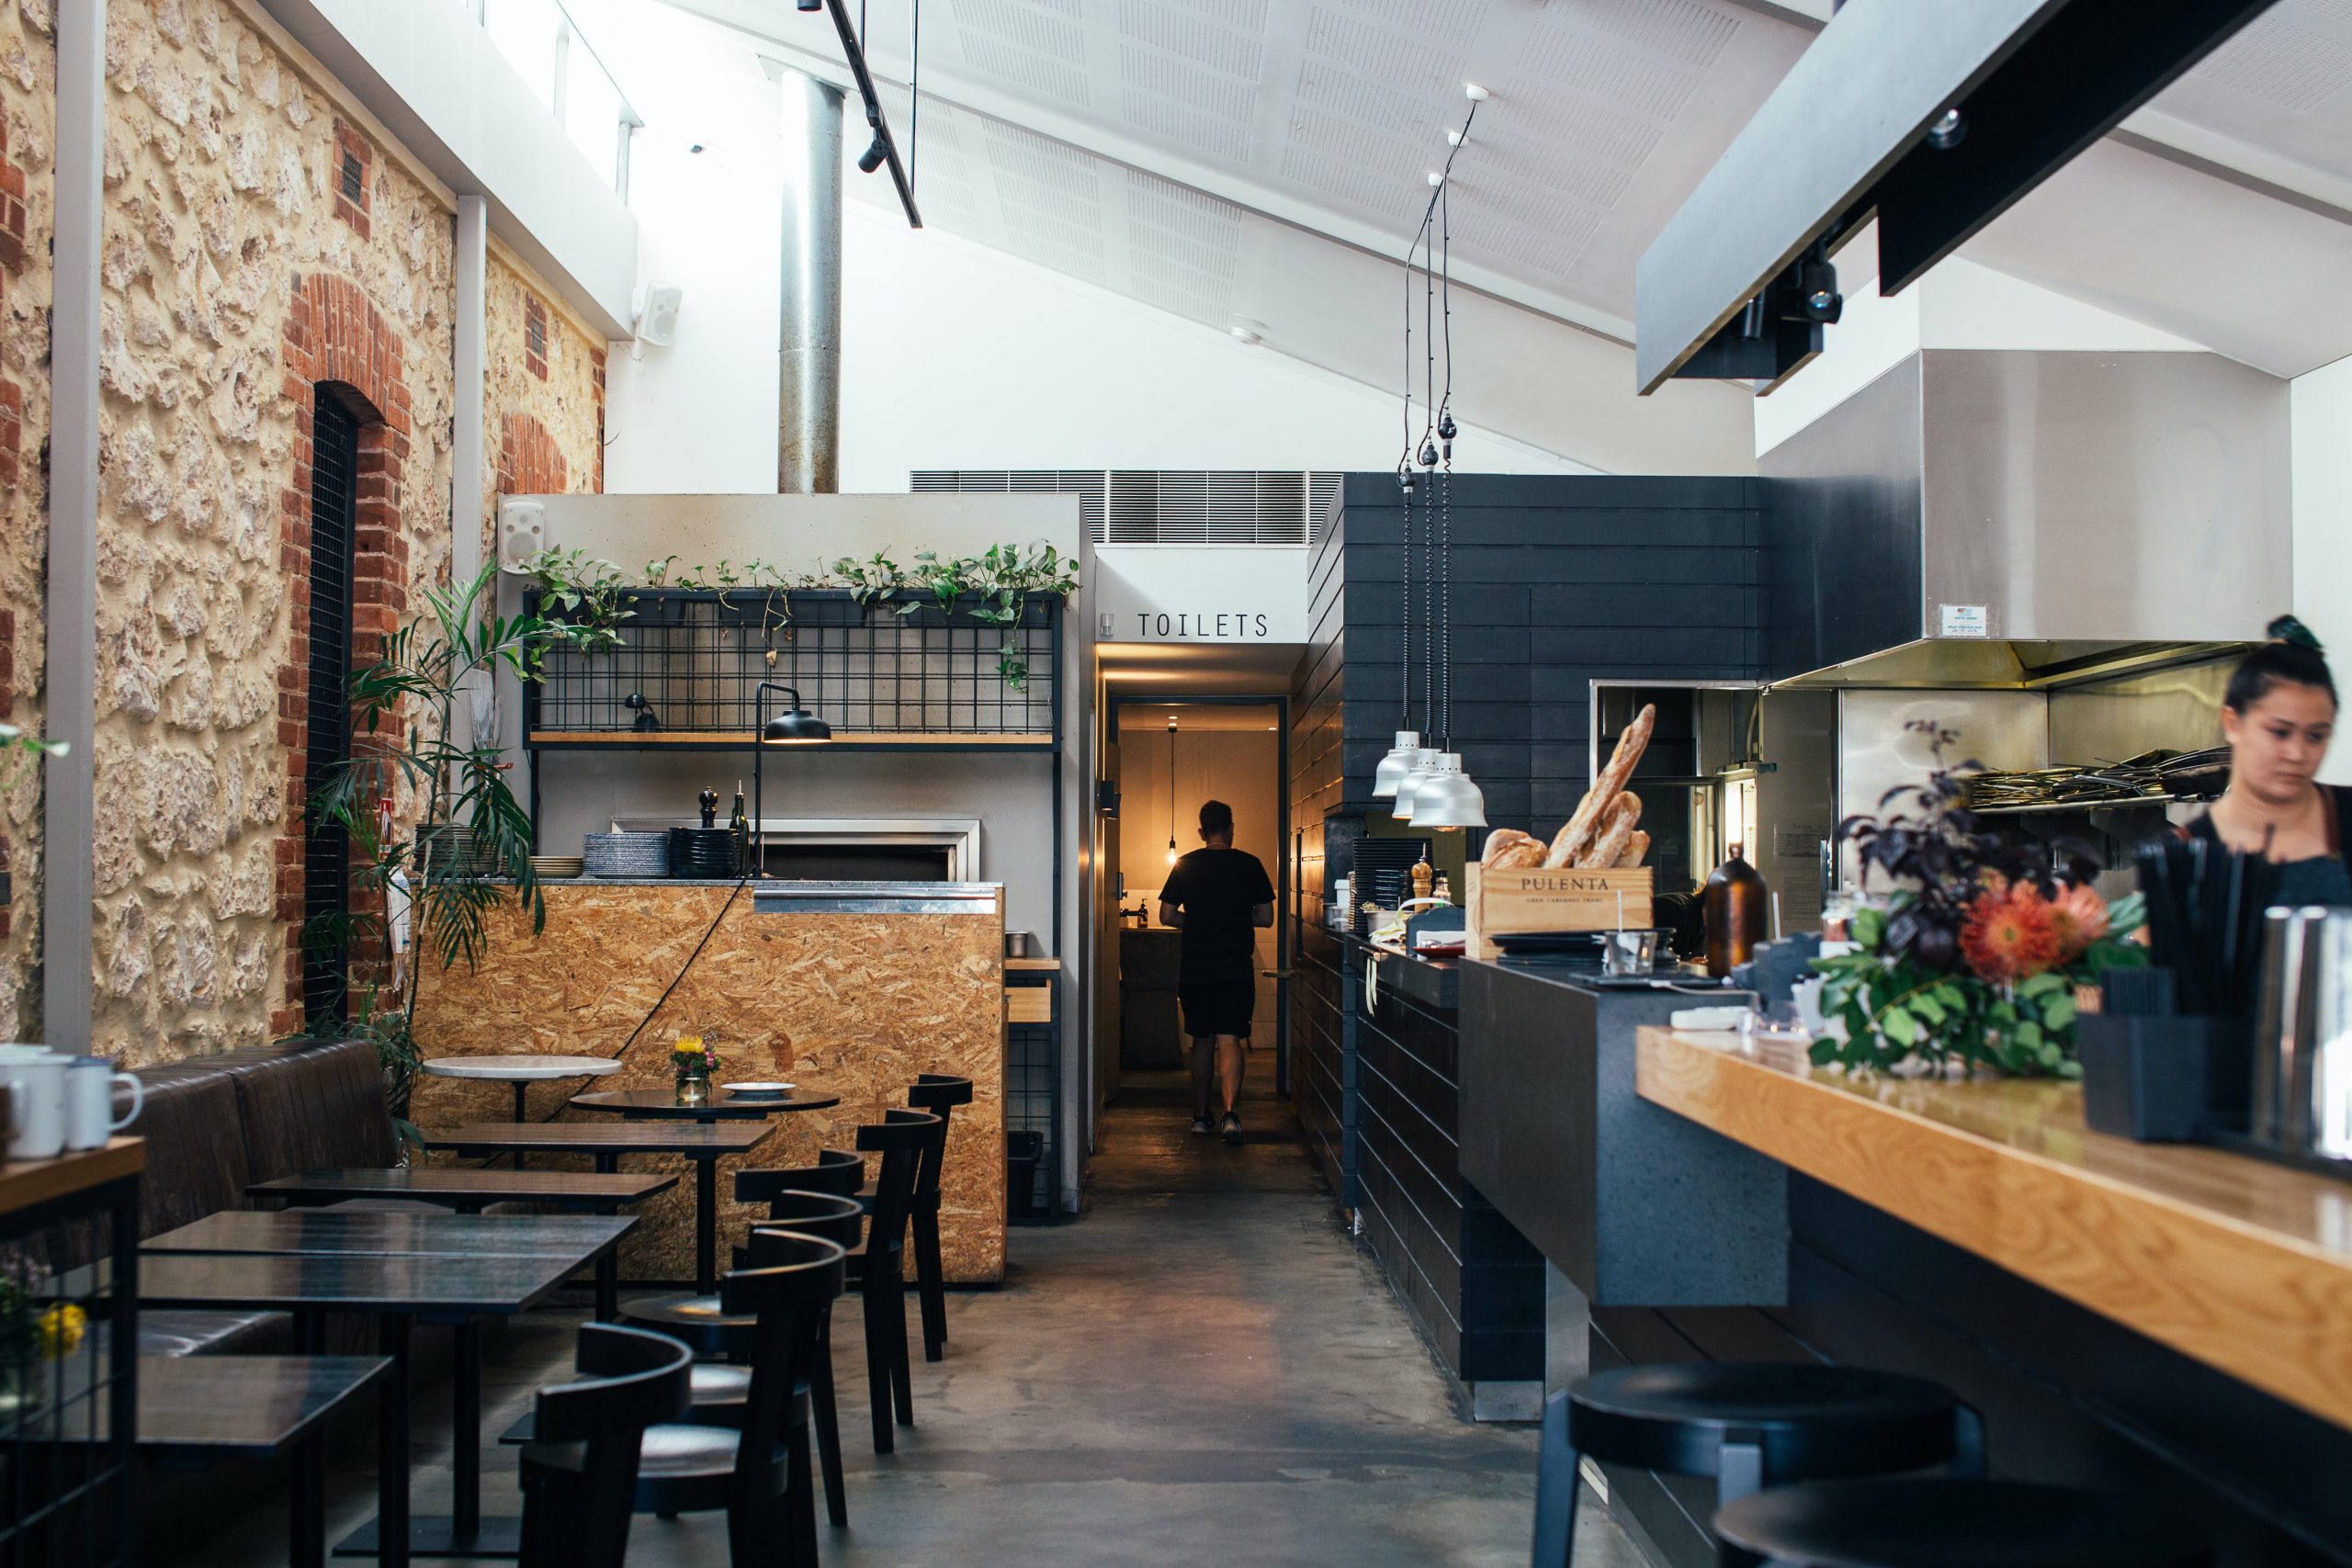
top-left (522, 589), bottom-right (1064, 751)
top-left (1, 1144), bottom-right (140, 1566)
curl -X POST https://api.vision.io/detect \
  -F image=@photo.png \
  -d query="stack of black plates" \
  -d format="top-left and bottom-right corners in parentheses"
top-left (668, 827), bottom-right (742, 877)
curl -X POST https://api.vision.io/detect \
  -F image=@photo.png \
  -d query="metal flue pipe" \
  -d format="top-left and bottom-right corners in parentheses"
top-left (778, 71), bottom-right (843, 493)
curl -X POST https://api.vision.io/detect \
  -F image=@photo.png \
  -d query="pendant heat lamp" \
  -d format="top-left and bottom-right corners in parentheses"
top-left (1408, 751), bottom-right (1487, 829)
top-left (1390, 748), bottom-right (1442, 819)
top-left (1374, 731), bottom-right (1423, 799)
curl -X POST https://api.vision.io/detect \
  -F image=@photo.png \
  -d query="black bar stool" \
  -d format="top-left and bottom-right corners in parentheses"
top-left (1714, 1478), bottom-right (2212, 1566)
top-left (1532, 1363), bottom-right (1984, 1568)
top-left (904, 1073), bottom-right (974, 1361)
top-left (517, 1325), bottom-right (695, 1568)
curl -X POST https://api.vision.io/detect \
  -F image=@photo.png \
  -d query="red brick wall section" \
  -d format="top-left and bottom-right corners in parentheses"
top-left (333, 120), bottom-right (374, 242)
top-left (524, 293), bottom-right (548, 381)
top-left (591, 347), bottom-right (607, 492)
top-left (274, 273), bottom-right (414, 1036)
top-left (498, 412), bottom-right (568, 497)
top-left (0, 117), bottom-right (26, 276)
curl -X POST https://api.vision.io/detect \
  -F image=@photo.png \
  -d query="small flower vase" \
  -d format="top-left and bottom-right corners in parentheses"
top-left (673, 1038), bottom-right (711, 1105)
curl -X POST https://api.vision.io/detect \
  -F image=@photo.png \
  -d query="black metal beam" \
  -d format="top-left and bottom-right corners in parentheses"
top-left (1634, 0), bottom-right (2279, 393)
top-left (820, 0), bottom-right (922, 229)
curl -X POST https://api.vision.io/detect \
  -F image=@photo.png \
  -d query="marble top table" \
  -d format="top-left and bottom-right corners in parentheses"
top-left (421, 1055), bottom-right (619, 1168)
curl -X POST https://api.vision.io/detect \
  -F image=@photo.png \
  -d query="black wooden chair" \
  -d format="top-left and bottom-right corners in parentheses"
top-left (904, 1073), bottom-right (973, 1361)
top-left (516, 1324), bottom-right (694, 1568)
top-left (731, 1150), bottom-right (866, 1269)
top-left (529, 1233), bottom-right (847, 1568)
top-left (1713, 1478), bottom-right (2212, 1567)
top-left (618, 1190), bottom-right (866, 1529)
top-left (1532, 1362), bottom-right (1983, 1567)
top-left (852, 1109), bottom-right (942, 1455)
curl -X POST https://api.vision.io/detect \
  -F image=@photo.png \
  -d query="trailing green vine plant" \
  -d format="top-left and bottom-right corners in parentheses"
top-left (505, 547), bottom-right (633, 652)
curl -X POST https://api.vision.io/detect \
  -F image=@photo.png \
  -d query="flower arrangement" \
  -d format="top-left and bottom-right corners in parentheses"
top-left (0, 1252), bottom-right (87, 1416)
top-left (673, 1035), bottom-right (717, 1104)
top-left (1812, 721), bottom-right (2146, 1077)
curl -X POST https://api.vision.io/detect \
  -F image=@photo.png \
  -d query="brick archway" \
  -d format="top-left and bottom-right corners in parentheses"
top-left (272, 273), bottom-right (415, 1036)
top-left (498, 412), bottom-right (569, 497)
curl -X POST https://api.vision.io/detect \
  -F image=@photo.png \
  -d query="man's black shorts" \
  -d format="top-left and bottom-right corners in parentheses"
top-left (1179, 981), bottom-right (1255, 1041)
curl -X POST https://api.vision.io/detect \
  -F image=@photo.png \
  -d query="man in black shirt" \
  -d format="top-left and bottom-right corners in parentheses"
top-left (1158, 799), bottom-right (1275, 1145)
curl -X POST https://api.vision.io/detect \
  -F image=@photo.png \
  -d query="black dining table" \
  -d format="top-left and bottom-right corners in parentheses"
top-left (139, 1221), bottom-right (627, 1566)
top-left (422, 1121), bottom-right (778, 1293)
top-left (569, 1085), bottom-right (842, 1121)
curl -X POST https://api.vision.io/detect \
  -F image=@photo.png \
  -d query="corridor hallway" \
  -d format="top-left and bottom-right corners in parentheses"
top-left (168, 1072), bottom-right (1640, 1567)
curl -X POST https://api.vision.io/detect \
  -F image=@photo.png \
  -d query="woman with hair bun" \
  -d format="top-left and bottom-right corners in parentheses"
top-left (2189, 615), bottom-right (2352, 905)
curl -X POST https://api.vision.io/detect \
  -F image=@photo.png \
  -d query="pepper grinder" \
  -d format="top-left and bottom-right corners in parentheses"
top-left (698, 788), bottom-right (718, 829)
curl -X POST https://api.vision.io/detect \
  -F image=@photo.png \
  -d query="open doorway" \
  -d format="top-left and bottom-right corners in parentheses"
top-left (1102, 697), bottom-right (1287, 1117)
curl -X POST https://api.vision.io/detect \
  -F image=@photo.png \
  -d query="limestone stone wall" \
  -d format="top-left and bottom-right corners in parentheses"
top-left (486, 253), bottom-right (603, 530)
top-left (0, 0), bottom-right (55, 1041)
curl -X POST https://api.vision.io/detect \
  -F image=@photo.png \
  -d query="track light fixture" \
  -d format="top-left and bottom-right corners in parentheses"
top-left (857, 138), bottom-right (888, 174)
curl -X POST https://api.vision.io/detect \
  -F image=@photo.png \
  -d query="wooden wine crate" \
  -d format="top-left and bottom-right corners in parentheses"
top-left (1465, 863), bottom-right (1656, 961)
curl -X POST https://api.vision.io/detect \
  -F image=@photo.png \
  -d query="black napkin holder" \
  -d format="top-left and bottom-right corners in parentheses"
top-left (2077, 1013), bottom-right (2248, 1142)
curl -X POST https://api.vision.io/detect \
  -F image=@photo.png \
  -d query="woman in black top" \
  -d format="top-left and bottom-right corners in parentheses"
top-left (2189, 616), bottom-right (2352, 906)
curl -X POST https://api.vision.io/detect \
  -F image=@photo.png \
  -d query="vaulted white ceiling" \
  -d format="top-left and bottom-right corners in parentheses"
top-left (660, 0), bottom-right (2352, 471)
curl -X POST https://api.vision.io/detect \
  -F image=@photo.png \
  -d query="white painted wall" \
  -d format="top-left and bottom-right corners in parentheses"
top-left (1091, 547), bottom-right (1310, 646)
top-left (583, 0), bottom-right (1583, 493)
top-left (1757, 228), bottom-right (2206, 457)
top-left (837, 212), bottom-right (1586, 490)
top-left (2292, 353), bottom-right (2352, 786)
top-left (257, 0), bottom-right (639, 335)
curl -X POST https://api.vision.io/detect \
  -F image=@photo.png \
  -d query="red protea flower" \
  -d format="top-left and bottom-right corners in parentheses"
top-left (2045, 883), bottom-right (2110, 964)
top-left (1960, 883), bottom-right (2063, 982)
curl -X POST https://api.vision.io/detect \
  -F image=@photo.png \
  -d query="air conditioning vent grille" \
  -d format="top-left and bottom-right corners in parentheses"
top-left (911, 468), bottom-right (1339, 546)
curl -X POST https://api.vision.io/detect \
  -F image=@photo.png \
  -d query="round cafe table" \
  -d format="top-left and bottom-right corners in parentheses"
top-left (420, 1055), bottom-right (620, 1167)
top-left (568, 1086), bottom-right (842, 1122)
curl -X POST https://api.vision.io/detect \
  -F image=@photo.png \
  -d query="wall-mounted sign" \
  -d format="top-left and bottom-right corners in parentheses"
top-left (1091, 546), bottom-right (1308, 644)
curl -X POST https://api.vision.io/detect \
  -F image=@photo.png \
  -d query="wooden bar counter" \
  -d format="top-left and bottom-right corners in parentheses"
top-left (1636, 1025), bottom-right (2352, 1432)
top-left (413, 880), bottom-right (1007, 1284)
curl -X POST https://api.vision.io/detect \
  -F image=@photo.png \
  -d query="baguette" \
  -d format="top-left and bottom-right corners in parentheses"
top-left (1578, 792), bottom-right (1643, 870)
top-left (1544, 703), bottom-right (1657, 867)
top-left (1479, 828), bottom-right (1535, 866)
top-left (1614, 829), bottom-right (1651, 869)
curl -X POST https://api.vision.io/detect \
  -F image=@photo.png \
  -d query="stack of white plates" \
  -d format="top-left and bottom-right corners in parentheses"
top-left (582, 831), bottom-right (669, 878)
top-left (531, 855), bottom-right (586, 879)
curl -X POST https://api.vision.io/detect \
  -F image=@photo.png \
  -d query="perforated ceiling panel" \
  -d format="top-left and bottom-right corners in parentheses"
top-left (2188, 9), bottom-right (2352, 115)
top-left (2149, 0), bottom-right (2352, 185)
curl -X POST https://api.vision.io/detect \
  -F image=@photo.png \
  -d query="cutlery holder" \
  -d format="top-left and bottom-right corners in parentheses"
top-left (2078, 1013), bottom-right (2248, 1142)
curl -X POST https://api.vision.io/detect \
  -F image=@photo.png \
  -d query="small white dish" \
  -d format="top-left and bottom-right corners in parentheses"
top-left (723, 1081), bottom-right (796, 1097)
top-left (1669, 1006), bottom-right (1751, 1033)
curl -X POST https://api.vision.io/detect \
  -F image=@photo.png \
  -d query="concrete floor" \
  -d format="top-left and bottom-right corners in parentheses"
top-left (165, 1073), bottom-right (1639, 1566)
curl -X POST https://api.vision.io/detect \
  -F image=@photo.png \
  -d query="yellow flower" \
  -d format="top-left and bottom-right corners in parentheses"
top-left (37, 1303), bottom-right (86, 1360)
top-left (673, 1037), bottom-right (706, 1055)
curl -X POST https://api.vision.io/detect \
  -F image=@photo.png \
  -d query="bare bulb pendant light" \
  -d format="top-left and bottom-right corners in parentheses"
top-left (1166, 715), bottom-right (1180, 865)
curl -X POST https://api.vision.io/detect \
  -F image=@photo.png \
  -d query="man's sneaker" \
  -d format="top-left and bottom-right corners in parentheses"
top-left (1190, 1116), bottom-right (1214, 1135)
top-left (1220, 1112), bottom-right (1243, 1145)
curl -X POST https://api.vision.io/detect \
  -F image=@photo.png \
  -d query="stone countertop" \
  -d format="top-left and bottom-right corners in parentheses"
top-left (1338, 932), bottom-right (1461, 1011)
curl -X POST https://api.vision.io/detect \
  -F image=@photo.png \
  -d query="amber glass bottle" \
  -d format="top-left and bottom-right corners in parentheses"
top-left (1703, 842), bottom-right (1769, 977)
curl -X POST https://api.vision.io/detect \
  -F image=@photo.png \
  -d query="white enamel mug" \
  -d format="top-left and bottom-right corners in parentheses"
top-left (0, 1045), bottom-right (70, 1159)
top-left (64, 1057), bottom-right (141, 1151)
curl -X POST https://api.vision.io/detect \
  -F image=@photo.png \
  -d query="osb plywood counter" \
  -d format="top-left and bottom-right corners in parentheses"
top-left (413, 882), bottom-right (1006, 1283)
top-left (1635, 1025), bottom-right (2352, 1431)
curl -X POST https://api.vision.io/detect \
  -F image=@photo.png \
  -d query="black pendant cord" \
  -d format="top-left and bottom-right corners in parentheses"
top-left (908, 0), bottom-right (920, 193)
top-left (1440, 467), bottom-right (1453, 753)
top-left (1400, 460), bottom-right (1414, 730)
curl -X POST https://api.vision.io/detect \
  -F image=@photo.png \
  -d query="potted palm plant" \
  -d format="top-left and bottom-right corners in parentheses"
top-left (300, 562), bottom-right (575, 1132)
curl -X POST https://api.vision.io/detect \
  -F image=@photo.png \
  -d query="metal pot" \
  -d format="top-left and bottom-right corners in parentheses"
top-left (2249, 906), bottom-right (2352, 1160)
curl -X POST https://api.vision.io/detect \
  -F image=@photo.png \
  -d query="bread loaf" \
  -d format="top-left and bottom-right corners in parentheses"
top-left (1578, 792), bottom-right (1642, 870)
top-left (1488, 838), bottom-right (1546, 870)
top-left (1480, 828), bottom-right (1535, 866)
top-left (1615, 830), bottom-right (1651, 869)
top-left (1544, 703), bottom-right (1657, 867)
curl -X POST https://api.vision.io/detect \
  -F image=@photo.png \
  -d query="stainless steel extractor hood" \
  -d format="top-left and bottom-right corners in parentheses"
top-left (1759, 349), bottom-right (2291, 689)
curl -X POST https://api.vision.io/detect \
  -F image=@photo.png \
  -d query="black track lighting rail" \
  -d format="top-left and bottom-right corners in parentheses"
top-left (809, 0), bottom-right (922, 228)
